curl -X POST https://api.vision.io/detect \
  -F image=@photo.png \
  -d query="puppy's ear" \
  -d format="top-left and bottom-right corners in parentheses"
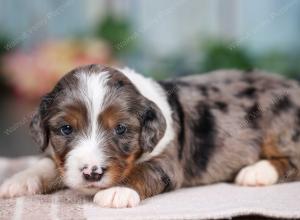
top-left (29, 93), bottom-right (55, 151)
top-left (30, 80), bottom-right (64, 151)
top-left (30, 109), bottom-right (48, 151)
top-left (139, 102), bottom-right (166, 152)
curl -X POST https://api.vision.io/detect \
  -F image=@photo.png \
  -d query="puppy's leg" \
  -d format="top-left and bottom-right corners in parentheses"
top-left (94, 162), bottom-right (178, 208)
top-left (0, 157), bottom-right (62, 198)
top-left (235, 158), bottom-right (297, 186)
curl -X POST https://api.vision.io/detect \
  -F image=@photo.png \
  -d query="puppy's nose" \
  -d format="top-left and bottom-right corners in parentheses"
top-left (82, 165), bottom-right (104, 182)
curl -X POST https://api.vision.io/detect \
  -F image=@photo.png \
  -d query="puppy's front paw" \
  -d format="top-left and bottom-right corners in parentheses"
top-left (0, 171), bottom-right (43, 198)
top-left (93, 186), bottom-right (140, 208)
top-left (235, 160), bottom-right (279, 186)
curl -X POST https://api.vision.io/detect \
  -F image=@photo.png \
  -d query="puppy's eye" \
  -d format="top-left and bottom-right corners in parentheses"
top-left (114, 124), bottom-right (127, 135)
top-left (59, 125), bottom-right (73, 136)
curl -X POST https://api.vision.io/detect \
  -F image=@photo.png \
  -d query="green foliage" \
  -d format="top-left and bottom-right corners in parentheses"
top-left (0, 35), bottom-right (9, 56)
top-left (199, 39), bottom-right (254, 72)
top-left (191, 38), bottom-right (300, 79)
top-left (151, 56), bottom-right (190, 80)
top-left (256, 51), bottom-right (300, 79)
top-left (122, 36), bottom-right (300, 80)
top-left (94, 15), bottom-right (135, 55)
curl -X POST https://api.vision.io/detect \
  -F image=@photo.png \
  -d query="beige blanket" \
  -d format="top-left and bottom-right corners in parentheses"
top-left (0, 157), bottom-right (300, 220)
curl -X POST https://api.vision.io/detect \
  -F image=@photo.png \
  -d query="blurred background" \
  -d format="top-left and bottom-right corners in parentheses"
top-left (0, 0), bottom-right (300, 157)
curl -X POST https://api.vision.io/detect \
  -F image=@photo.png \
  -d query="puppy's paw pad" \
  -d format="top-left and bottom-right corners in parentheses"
top-left (235, 160), bottom-right (279, 186)
top-left (94, 186), bottom-right (140, 208)
top-left (0, 172), bottom-right (42, 198)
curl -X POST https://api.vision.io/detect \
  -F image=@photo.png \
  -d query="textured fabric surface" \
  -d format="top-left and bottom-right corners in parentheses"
top-left (0, 157), bottom-right (300, 220)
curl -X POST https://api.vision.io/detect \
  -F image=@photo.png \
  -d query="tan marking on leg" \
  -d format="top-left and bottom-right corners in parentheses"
top-left (261, 134), bottom-right (290, 177)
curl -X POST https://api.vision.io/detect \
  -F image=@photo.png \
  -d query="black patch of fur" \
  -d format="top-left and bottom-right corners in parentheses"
top-left (197, 85), bottom-right (208, 97)
top-left (272, 95), bottom-right (293, 115)
top-left (175, 81), bottom-right (191, 87)
top-left (115, 80), bottom-right (124, 89)
top-left (39, 83), bottom-right (63, 118)
top-left (211, 86), bottom-right (220, 92)
top-left (175, 81), bottom-right (219, 95)
top-left (245, 102), bottom-right (262, 128)
top-left (141, 108), bottom-right (156, 125)
top-left (292, 130), bottom-right (300, 142)
top-left (191, 102), bottom-right (216, 171)
top-left (155, 166), bottom-right (173, 193)
top-left (87, 64), bottom-right (98, 72)
top-left (296, 108), bottom-right (300, 126)
top-left (236, 87), bottom-right (257, 98)
top-left (242, 75), bottom-right (255, 84)
top-left (292, 108), bottom-right (300, 142)
top-left (158, 81), bottom-right (185, 159)
top-left (214, 101), bottom-right (228, 113)
top-left (184, 164), bottom-right (194, 177)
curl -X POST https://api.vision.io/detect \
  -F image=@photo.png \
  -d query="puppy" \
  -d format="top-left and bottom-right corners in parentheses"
top-left (1, 65), bottom-right (300, 208)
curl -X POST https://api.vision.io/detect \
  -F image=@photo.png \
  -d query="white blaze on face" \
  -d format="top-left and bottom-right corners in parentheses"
top-left (64, 71), bottom-right (110, 190)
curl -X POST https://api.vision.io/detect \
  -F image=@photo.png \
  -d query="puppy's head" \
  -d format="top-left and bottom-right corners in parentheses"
top-left (30, 65), bottom-right (167, 194)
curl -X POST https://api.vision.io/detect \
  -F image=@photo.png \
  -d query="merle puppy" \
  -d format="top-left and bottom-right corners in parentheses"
top-left (0, 65), bottom-right (299, 208)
